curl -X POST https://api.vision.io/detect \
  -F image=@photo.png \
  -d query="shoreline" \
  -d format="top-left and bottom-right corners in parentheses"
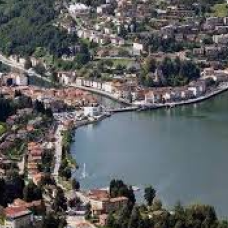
top-left (71, 83), bottom-right (228, 111)
top-left (54, 83), bottom-right (228, 193)
top-left (141, 83), bottom-right (228, 110)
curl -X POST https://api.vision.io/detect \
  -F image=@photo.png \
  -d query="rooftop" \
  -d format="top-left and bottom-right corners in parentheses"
top-left (4, 206), bottom-right (31, 219)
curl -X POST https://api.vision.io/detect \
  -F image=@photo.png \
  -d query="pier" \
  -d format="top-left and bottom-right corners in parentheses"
top-left (106, 106), bottom-right (139, 113)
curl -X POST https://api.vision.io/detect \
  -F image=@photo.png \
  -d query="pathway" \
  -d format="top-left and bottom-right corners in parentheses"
top-left (53, 124), bottom-right (64, 177)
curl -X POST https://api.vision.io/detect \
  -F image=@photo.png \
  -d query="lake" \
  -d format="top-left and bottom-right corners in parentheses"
top-left (71, 92), bottom-right (228, 218)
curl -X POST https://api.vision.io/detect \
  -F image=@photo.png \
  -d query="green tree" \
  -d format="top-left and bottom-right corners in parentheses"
top-left (52, 187), bottom-right (67, 212)
top-left (43, 212), bottom-right (66, 228)
top-left (144, 57), bottom-right (157, 73)
top-left (23, 181), bottom-right (42, 202)
top-left (72, 178), bottom-right (80, 190)
top-left (128, 206), bottom-right (141, 228)
top-left (24, 57), bottom-right (32, 70)
top-left (144, 186), bottom-right (156, 206)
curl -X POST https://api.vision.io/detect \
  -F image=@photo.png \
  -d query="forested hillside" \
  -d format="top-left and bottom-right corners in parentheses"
top-left (0, 0), bottom-right (77, 57)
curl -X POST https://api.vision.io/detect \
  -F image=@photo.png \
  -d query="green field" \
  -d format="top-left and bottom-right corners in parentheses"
top-left (211, 3), bottom-right (228, 17)
top-left (0, 123), bottom-right (6, 136)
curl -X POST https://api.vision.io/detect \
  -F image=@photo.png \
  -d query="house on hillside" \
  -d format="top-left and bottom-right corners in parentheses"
top-left (2, 206), bottom-right (32, 228)
top-left (77, 189), bottom-right (128, 216)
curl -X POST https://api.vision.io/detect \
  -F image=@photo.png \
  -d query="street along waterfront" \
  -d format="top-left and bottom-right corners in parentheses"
top-left (71, 91), bottom-right (228, 218)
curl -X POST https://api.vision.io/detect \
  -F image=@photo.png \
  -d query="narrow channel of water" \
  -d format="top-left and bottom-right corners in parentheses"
top-left (71, 92), bottom-right (228, 218)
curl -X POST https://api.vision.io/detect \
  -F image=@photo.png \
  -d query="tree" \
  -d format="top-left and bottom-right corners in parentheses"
top-left (45, 107), bottom-right (53, 118)
top-left (144, 57), bottom-right (157, 73)
top-left (128, 206), bottom-right (141, 228)
top-left (0, 98), bottom-right (15, 122)
top-left (24, 57), bottom-right (32, 70)
top-left (144, 186), bottom-right (156, 206)
top-left (152, 198), bottom-right (162, 211)
top-left (116, 204), bottom-right (131, 228)
top-left (72, 178), bottom-right (80, 190)
top-left (4, 173), bottom-right (24, 205)
top-left (110, 179), bottom-right (135, 205)
top-left (107, 213), bottom-right (116, 228)
top-left (34, 63), bottom-right (46, 75)
top-left (34, 99), bottom-right (45, 114)
top-left (0, 179), bottom-right (6, 206)
top-left (23, 181), bottom-right (42, 202)
top-left (43, 212), bottom-right (66, 228)
top-left (52, 187), bottom-right (67, 212)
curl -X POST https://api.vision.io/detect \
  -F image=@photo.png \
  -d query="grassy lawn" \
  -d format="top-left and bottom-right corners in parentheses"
top-left (0, 123), bottom-right (6, 136)
top-left (110, 59), bottom-right (134, 67)
top-left (211, 4), bottom-right (228, 17)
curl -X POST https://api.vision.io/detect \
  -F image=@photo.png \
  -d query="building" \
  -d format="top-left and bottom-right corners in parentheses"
top-left (77, 189), bottom-right (128, 216)
top-left (213, 34), bottom-right (228, 44)
top-left (15, 74), bottom-right (28, 86)
top-left (68, 3), bottom-right (90, 15)
top-left (2, 206), bottom-right (32, 228)
top-left (75, 77), bottom-right (83, 86)
top-left (102, 82), bottom-right (114, 93)
top-left (84, 106), bottom-right (102, 117)
top-left (57, 71), bottom-right (75, 85)
top-left (132, 42), bottom-right (144, 55)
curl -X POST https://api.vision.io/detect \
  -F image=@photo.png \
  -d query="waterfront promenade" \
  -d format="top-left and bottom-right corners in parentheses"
top-left (71, 82), bottom-right (228, 111)
top-left (143, 82), bottom-right (228, 109)
top-left (53, 124), bottom-right (64, 177)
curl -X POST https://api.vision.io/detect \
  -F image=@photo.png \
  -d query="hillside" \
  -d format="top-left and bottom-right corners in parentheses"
top-left (0, 0), bottom-right (77, 57)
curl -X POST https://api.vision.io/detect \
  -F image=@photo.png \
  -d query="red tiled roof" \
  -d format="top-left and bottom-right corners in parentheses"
top-left (4, 206), bottom-right (31, 219)
top-left (87, 189), bottom-right (110, 200)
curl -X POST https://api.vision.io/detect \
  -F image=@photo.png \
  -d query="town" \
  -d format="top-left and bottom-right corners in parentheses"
top-left (1, 0), bottom-right (228, 227)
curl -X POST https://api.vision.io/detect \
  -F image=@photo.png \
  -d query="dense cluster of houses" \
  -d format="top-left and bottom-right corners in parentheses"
top-left (0, 108), bottom-right (34, 176)
top-left (60, 0), bottom-right (228, 64)
top-left (27, 142), bottom-right (44, 179)
top-left (0, 198), bottom-right (43, 228)
top-left (1, 85), bottom-right (99, 110)
top-left (62, 0), bottom-right (155, 51)
top-left (73, 67), bottom-right (228, 104)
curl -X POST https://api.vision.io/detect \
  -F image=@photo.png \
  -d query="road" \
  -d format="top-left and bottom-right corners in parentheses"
top-left (0, 53), bottom-right (25, 71)
top-left (53, 124), bottom-right (64, 177)
top-left (71, 83), bottom-right (132, 105)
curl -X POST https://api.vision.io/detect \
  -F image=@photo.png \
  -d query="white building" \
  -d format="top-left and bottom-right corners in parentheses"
top-left (75, 77), bottom-right (84, 86)
top-left (15, 74), bottom-right (28, 86)
top-left (133, 42), bottom-right (144, 55)
top-left (68, 3), bottom-right (90, 15)
top-left (213, 34), bottom-right (228, 44)
top-left (84, 106), bottom-right (102, 117)
top-left (102, 82), bottom-right (113, 93)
